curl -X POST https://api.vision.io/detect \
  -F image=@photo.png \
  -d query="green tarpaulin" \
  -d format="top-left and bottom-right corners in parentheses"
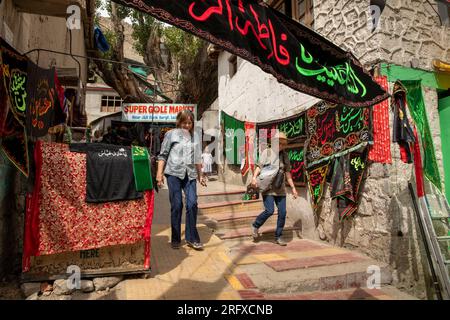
top-left (439, 96), bottom-right (450, 201)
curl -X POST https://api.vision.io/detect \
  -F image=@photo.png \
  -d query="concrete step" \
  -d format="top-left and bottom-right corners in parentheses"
top-left (197, 189), bottom-right (247, 204)
top-left (215, 223), bottom-right (301, 240)
top-left (224, 238), bottom-right (398, 296)
top-left (198, 210), bottom-right (279, 230)
top-left (198, 200), bottom-right (263, 216)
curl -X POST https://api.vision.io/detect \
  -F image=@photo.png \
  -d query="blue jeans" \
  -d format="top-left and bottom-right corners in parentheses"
top-left (166, 174), bottom-right (200, 244)
top-left (253, 195), bottom-right (287, 239)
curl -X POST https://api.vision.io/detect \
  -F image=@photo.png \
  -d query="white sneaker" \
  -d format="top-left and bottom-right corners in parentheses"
top-left (251, 224), bottom-right (259, 240)
top-left (275, 238), bottom-right (287, 246)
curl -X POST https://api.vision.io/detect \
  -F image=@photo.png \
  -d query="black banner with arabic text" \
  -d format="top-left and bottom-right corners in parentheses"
top-left (113, 0), bottom-right (388, 107)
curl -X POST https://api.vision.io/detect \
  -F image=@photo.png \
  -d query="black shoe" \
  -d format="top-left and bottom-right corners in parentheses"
top-left (171, 242), bottom-right (181, 249)
top-left (187, 241), bottom-right (204, 250)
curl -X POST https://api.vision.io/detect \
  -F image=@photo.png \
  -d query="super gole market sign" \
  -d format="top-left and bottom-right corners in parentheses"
top-left (122, 103), bottom-right (197, 123)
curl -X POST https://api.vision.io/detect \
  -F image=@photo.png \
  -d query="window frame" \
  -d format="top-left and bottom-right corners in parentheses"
top-left (100, 95), bottom-right (123, 113)
top-left (293, 0), bottom-right (314, 28)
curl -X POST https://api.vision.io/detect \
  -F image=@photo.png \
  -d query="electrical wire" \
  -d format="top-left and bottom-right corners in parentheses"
top-left (23, 48), bottom-right (163, 70)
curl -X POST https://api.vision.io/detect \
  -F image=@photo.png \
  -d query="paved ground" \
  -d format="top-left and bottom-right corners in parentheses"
top-left (112, 177), bottom-right (419, 300)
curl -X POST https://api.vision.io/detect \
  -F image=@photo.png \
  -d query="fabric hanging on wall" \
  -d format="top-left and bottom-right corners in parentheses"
top-left (305, 101), bottom-right (372, 169)
top-left (241, 122), bottom-right (256, 176)
top-left (132, 145), bottom-right (153, 191)
top-left (330, 148), bottom-right (369, 220)
top-left (22, 141), bottom-right (154, 271)
top-left (70, 143), bottom-right (143, 203)
top-left (1, 38), bottom-right (28, 124)
top-left (26, 61), bottom-right (57, 137)
top-left (368, 76), bottom-right (392, 164)
top-left (111, 0), bottom-right (389, 107)
top-left (0, 48), bottom-right (8, 137)
top-left (306, 161), bottom-right (330, 211)
top-left (221, 111), bottom-right (245, 165)
top-left (0, 39), bottom-right (30, 177)
top-left (402, 80), bottom-right (442, 191)
top-left (413, 127), bottom-right (425, 198)
top-left (392, 81), bottom-right (415, 164)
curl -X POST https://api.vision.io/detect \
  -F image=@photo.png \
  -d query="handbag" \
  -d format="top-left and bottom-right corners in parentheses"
top-left (272, 168), bottom-right (285, 189)
top-left (257, 164), bottom-right (279, 193)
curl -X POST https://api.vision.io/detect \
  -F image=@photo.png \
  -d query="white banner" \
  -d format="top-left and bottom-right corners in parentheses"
top-left (122, 103), bottom-right (197, 123)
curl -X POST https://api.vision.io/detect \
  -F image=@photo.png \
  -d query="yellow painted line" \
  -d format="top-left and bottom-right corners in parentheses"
top-left (225, 275), bottom-right (245, 290)
top-left (253, 253), bottom-right (287, 262)
top-left (218, 252), bottom-right (233, 265)
top-left (216, 291), bottom-right (242, 300)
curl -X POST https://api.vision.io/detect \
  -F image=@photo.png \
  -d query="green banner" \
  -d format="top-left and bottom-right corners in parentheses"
top-left (403, 81), bottom-right (442, 191)
top-left (221, 111), bottom-right (245, 165)
top-left (132, 146), bottom-right (153, 191)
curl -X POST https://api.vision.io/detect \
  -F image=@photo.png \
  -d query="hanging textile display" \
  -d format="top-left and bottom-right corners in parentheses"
top-left (330, 148), bottom-right (369, 220)
top-left (241, 122), bottom-right (256, 176)
top-left (258, 112), bottom-right (307, 143)
top-left (132, 145), bottom-right (154, 191)
top-left (26, 61), bottom-right (58, 137)
top-left (0, 49), bottom-right (8, 137)
top-left (368, 76), bottom-right (392, 164)
top-left (306, 161), bottom-right (330, 210)
top-left (413, 127), bottom-right (425, 198)
top-left (305, 101), bottom-right (372, 169)
top-left (112, 0), bottom-right (388, 107)
top-left (0, 38), bottom-right (30, 177)
top-left (286, 147), bottom-right (306, 186)
top-left (402, 80), bottom-right (442, 191)
top-left (23, 141), bottom-right (154, 271)
top-left (392, 81), bottom-right (415, 164)
top-left (221, 111), bottom-right (245, 165)
top-left (69, 143), bottom-right (143, 203)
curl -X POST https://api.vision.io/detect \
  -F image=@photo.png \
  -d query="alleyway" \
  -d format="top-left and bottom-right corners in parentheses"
top-left (91, 177), bottom-right (418, 300)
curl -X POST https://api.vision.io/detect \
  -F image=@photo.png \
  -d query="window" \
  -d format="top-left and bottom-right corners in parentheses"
top-left (273, 0), bottom-right (287, 15)
top-left (294, 0), bottom-right (314, 28)
top-left (228, 55), bottom-right (238, 78)
top-left (101, 95), bottom-right (123, 113)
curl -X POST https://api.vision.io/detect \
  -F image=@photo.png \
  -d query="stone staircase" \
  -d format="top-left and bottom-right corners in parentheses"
top-left (195, 180), bottom-right (419, 300)
top-left (197, 189), bottom-right (302, 242)
top-left (224, 238), bottom-right (419, 300)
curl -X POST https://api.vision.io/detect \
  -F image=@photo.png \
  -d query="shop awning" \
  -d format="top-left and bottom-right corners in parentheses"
top-left (112, 0), bottom-right (388, 108)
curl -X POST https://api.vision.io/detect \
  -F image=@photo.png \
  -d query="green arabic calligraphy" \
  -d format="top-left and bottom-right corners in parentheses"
top-left (339, 107), bottom-right (363, 134)
top-left (10, 70), bottom-right (27, 112)
top-left (279, 117), bottom-right (304, 138)
top-left (295, 44), bottom-right (367, 98)
top-left (288, 149), bottom-right (304, 162)
top-left (351, 156), bottom-right (365, 171)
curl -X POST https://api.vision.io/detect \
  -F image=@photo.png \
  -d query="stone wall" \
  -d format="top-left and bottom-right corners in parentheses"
top-left (313, 0), bottom-right (450, 299)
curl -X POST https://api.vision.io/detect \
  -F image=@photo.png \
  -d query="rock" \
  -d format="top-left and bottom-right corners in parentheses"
top-left (53, 279), bottom-right (76, 295)
top-left (21, 283), bottom-right (41, 297)
top-left (80, 280), bottom-right (95, 293)
top-left (93, 276), bottom-right (123, 291)
top-left (40, 292), bottom-right (72, 300)
top-left (26, 292), bottom-right (39, 300)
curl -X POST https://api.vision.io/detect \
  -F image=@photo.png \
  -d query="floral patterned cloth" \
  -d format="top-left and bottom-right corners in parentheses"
top-left (23, 141), bottom-right (153, 271)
